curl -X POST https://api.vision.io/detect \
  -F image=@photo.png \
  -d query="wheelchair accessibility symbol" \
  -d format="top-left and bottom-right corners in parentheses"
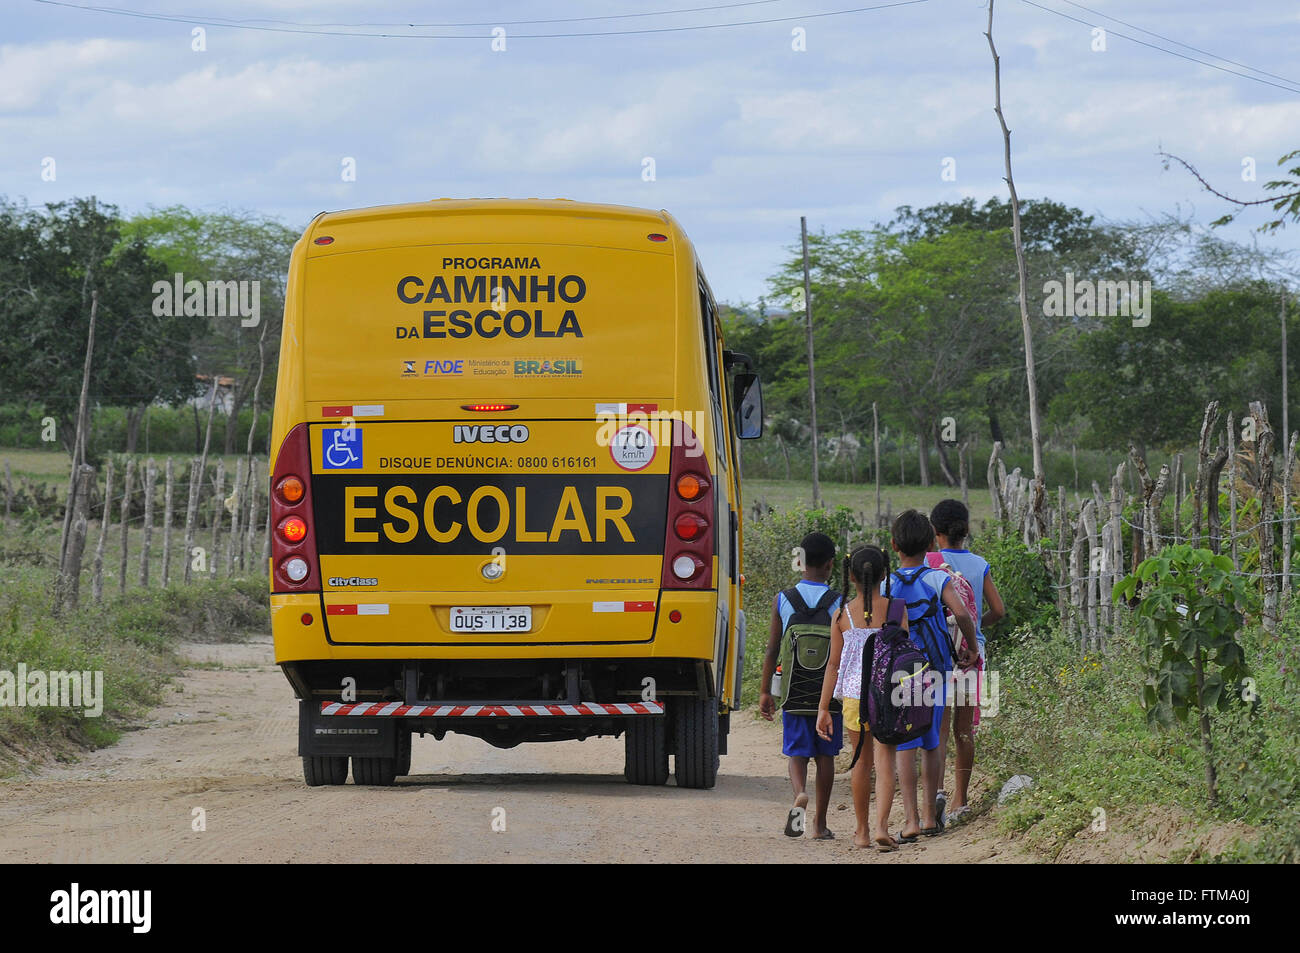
top-left (322, 427), bottom-right (363, 469)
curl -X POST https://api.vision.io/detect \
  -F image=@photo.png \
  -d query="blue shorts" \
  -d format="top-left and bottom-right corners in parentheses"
top-left (782, 711), bottom-right (842, 757)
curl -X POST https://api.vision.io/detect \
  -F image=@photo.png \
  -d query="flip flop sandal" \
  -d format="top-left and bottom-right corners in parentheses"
top-left (919, 821), bottom-right (946, 837)
top-left (811, 830), bottom-right (835, 840)
top-left (874, 837), bottom-right (900, 853)
top-left (895, 830), bottom-right (918, 844)
top-left (784, 807), bottom-right (804, 837)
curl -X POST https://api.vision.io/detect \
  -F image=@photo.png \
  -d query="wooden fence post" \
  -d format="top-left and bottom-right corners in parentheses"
top-left (60, 465), bottom-right (95, 611)
top-left (1250, 401), bottom-right (1277, 632)
top-left (210, 460), bottom-right (225, 580)
top-left (117, 458), bottom-right (135, 595)
top-left (161, 458), bottom-right (175, 586)
top-left (3, 459), bottom-right (12, 527)
top-left (1284, 432), bottom-right (1297, 611)
top-left (1083, 497), bottom-right (1100, 650)
top-left (225, 463), bottom-right (243, 577)
top-left (1228, 414), bottom-right (1239, 570)
top-left (182, 458), bottom-right (200, 584)
top-left (1193, 402), bottom-right (1221, 548)
top-left (92, 457), bottom-right (114, 604)
top-left (139, 459), bottom-right (157, 587)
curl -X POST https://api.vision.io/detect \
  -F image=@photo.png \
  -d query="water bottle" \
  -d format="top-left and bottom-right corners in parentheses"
top-left (770, 665), bottom-right (782, 697)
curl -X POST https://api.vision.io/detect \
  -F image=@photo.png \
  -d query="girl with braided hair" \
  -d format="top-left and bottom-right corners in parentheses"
top-left (816, 545), bottom-right (908, 851)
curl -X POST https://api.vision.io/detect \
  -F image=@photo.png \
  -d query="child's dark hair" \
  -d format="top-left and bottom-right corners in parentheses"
top-left (891, 509), bottom-right (934, 558)
top-left (930, 499), bottom-right (970, 546)
top-left (840, 545), bottom-right (892, 625)
top-left (800, 531), bottom-right (836, 569)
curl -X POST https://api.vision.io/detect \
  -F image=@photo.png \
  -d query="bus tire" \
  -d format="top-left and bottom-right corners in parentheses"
top-left (673, 696), bottom-right (719, 790)
top-left (624, 716), bottom-right (668, 786)
top-left (396, 730), bottom-right (412, 777)
top-left (303, 755), bottom-right (349, 787)
top-left (352, 755), bottom-right (398, 786)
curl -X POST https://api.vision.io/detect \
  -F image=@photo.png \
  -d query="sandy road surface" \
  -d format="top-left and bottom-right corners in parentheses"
top-left (0, 636), bottom-right (1030, 863)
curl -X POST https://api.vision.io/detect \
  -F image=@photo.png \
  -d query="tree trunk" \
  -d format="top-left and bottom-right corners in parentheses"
top-left (125, 404), bottom-right (147, 455)
top-left (935, 424), bottom-right (958, 487)
top-left (1196, 648), bottom-right (1217, 804)
top-left (987, 0), bottom-right (1046, 537)
top-left (987, 441), bottom-right (1005, 525)
top-left (917, 430), bottom-right (930, 487)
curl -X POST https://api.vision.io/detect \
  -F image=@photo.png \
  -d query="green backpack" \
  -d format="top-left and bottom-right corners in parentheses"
top-left (777, 586), bottom-right (842, 716)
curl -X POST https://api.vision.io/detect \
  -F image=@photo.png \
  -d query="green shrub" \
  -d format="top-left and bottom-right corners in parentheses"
top-left (973, 528), bottom-right (1057, 640)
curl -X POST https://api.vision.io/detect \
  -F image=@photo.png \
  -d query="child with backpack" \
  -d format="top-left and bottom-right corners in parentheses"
top-left (929, 499), bottom-right (1005, 821)
top-left (759, 532), bottom-right (842, 840)
top-left (814, 545), bottom-right (909, 851)
top-left (889, 510), bottom-right (977, 840)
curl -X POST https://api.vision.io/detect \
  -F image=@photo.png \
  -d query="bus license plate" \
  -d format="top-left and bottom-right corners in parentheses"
top-left (450, 606), bottom-right (532, 633)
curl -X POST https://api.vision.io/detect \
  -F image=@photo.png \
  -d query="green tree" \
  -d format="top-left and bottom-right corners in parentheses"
top-left (1114, 544), bottom-right (1255, 802)
top-left (123, 207), bottom-right (297, 453)
top-left (0, 196), bottom-right (202, 458)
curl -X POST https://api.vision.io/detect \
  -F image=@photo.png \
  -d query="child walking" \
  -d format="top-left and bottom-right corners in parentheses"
top-left (929, 499), bottom-right (1005, 821)
top-left (889, 510), bottom-right (977, 840)
top-left (816, 545), bottom-right (906, 851)
top-left (759, 532), bottom-right (842, 839)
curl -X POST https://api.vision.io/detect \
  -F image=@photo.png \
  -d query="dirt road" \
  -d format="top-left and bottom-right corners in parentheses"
top-left (0, 636), bottom-right (1030, 863)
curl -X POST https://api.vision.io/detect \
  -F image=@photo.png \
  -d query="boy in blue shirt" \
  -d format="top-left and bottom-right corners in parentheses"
top-left (760, 532), bottom-right (842, 839)
top-left (889, 510), bottom-right (976, 840)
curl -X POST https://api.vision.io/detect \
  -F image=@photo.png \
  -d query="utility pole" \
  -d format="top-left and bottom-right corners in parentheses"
top-left (1284, 283), bottom-right (1289, 446)
top-left (801, 216), bottom-right (821, 507)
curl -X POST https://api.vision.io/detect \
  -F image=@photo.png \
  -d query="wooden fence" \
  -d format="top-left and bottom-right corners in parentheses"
top-left (2, 454), bottom-right (271, 610)
top-left (991, 400), bottom-right (1295, 648)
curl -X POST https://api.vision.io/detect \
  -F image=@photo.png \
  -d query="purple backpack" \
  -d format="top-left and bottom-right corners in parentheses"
top-left (847, 598), bottom-right (936, 767)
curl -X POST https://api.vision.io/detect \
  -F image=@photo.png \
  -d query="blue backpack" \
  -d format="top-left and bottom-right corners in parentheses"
top-left (890, 566), bottom-right (957, 676)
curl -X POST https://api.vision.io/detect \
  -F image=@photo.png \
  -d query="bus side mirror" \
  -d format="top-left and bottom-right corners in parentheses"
top-left (734, 373), bottom-right (763, 440)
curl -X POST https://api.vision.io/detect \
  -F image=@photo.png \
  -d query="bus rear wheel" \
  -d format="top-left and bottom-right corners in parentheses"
top-left (303, 755), bottom-right (349, 786)
top-left (673, 696), bottom-right (719, 789)
top-left (352, 755), bottom-right (398, 786)
top-left (624, 716), bottom-right (668, 785)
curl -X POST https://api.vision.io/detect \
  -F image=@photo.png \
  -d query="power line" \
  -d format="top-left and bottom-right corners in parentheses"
top-left (1020, 0), bottom-right (1300, 96)
top-left (30, 0), bottom-right (929, 39)
top-left (150, 0), bottom-right (787, 29)
top-left (1054, 0), bottom-right (1300, 90)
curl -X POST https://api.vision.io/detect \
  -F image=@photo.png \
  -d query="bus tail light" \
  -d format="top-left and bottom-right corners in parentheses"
top-left (270, 422), bottom-right (320, 593)
top-left (661, 418), bottom-right (713, 590)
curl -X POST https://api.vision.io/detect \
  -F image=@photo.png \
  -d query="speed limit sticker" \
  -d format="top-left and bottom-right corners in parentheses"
top-left (609, 425), bottom-right (657, 471)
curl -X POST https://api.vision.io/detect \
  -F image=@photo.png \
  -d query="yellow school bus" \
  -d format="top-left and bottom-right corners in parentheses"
top-left (268, 199), bottom-right (764, 788)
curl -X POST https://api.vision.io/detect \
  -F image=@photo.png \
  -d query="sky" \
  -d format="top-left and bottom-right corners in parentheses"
top-left (4, 0), bottom-right (1299, 305)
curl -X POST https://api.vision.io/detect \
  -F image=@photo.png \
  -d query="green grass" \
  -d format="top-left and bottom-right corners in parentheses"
top-left (1, 447), bottom-right (267, 498)
top-left (0, 516), bottom-right (269, 773)
top-left (743, 478), bottom-right (993, 529)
